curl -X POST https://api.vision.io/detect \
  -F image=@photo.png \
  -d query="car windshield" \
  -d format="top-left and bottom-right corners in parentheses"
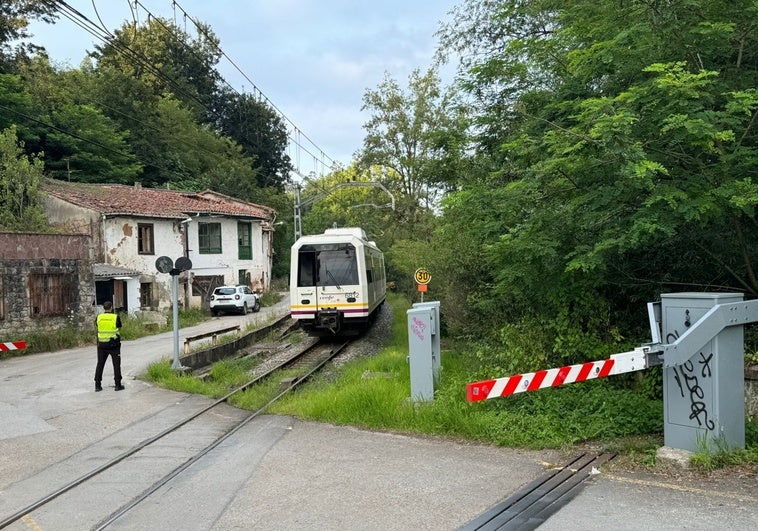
top-left (215, 287), bottom-right (236, 295)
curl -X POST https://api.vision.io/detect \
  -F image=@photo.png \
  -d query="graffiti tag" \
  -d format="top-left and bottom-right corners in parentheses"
top-left (411, 317), bottom-right (426, 341)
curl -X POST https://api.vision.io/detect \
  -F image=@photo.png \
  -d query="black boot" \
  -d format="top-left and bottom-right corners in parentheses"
top-left (95, 383), bottom-right (103, 392)
top-left (115, 383), bottom-right (125, 391)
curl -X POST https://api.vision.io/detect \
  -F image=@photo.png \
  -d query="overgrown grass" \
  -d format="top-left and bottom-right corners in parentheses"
top-left (145, 357), bottom-right (261, 398)
top-left (690, 418), bottom-right (758, 471)
top-left (0, 307), bottom-right (210, 358)
top-left (140, 293), bottom-right (758, 466)
top-left (265, 294), bottom-right (666, 450)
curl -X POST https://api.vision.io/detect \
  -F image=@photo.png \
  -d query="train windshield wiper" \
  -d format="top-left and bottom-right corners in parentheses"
top-left (326, 268), bottom-right (341, 289)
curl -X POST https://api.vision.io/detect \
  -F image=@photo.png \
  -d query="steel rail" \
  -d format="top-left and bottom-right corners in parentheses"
top-left (0, 337), bottom-right (338, 529)
top-left (460, 452), bottom-right (616, 531)
top-left (94, 340), bottom-right (350, 529)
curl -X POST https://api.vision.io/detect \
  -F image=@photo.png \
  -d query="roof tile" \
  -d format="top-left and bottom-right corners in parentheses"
top-left (41, 179), bottom-right (274, 220)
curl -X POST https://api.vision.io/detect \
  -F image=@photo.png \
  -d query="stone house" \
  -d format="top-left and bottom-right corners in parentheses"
top-left (41, 179), bottom-right (276, 314)
top-left (0, 232), bottom-right (96, 337)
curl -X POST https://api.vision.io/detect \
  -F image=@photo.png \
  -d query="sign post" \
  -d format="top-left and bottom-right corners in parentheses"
top-left (414, 267), bottom-right (431, 302)
top-left (156, 255), bottom-right (193, 370)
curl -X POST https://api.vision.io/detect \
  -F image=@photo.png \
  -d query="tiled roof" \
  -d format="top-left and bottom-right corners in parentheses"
top-left (93, 263), bottom-right (141, 279)
top-left (41, 179), bottom-right (274, 221)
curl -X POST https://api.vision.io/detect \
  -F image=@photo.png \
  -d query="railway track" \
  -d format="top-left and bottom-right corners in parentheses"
top-left (0, 337), bottom-right (350, 530)
top-left (461, 452), bottom-right (616, 531)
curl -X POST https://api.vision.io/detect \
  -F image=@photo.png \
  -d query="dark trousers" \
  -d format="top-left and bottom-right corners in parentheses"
top-left (95, 343), bottom-right (122, 386)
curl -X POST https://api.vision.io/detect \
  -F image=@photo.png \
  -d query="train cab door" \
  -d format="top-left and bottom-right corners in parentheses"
top-left (297, 248), bottom-right (320, 312)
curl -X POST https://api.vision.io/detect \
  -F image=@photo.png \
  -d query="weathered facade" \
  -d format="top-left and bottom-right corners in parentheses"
top-left (41, 179), bottom-right (276, 314)
top-left (0, 233), bottom-right (96, 338)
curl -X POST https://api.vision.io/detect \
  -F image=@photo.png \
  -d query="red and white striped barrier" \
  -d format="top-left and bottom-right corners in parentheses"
top-left (0, 341), bottom-right (27, 352)
top-left (466, 347), bottom-right (651, 402)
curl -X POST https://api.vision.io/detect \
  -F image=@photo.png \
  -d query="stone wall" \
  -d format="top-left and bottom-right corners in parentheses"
top-left (0, 233), bottom-right (96, 338)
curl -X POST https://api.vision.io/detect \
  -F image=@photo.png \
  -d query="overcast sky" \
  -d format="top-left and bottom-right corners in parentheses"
top-left (26, 0), bottom-right (459, 178)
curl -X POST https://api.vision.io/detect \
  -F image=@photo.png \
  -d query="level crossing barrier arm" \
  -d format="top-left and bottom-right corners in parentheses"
top-left (466, 298), bottom-right (758, 403)
top-left (0, 341), bottom-right (26, 352)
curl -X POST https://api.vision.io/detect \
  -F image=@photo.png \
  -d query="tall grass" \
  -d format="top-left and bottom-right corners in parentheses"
top-left (268, 294), bottom-right (666, 449)
top-left (141, 293), bottom-right (758, 462)
top-left (0, 307), bottom-right (210, 358)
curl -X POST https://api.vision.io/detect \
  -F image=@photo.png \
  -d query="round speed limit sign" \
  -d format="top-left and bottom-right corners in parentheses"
top-left (414, 268), bottom-right (431, 285)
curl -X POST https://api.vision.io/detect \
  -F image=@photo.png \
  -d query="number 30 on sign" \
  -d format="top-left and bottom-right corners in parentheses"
top-left (414, 268), bottom-right (431, 289)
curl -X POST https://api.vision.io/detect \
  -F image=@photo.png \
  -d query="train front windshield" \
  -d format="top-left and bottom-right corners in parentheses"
top-left (297, 243), bottom-right (358, 288)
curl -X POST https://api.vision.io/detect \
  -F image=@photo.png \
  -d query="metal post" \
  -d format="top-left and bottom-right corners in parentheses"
top-left (171, 273), bottom-right (185, 370)
top-left (293, 186), bottom-right (302, 241)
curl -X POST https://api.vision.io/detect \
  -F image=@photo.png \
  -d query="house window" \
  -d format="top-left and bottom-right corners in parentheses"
top-left (238, 269), bottom-right (249, 285)
top-left (198, 222), bottom-right (222, 254)
top-left (29, 273), bottom-right (74, 317)
top-left (140, 282), bottom-right (153, 309)
top-left (138, 224), bottom-right (155, 255)
top-left (238, 221), bottom-right (252, 260)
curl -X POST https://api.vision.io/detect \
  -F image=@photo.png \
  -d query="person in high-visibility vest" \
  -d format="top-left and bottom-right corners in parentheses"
top-left (95, 300), bottom-right (124, 391)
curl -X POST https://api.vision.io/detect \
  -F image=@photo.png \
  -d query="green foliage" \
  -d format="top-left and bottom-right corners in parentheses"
top-left (145, 359), bottom-right (230, 397)
top-left (0, 0), bottom-right (58, 61)
top-left (429, 0), bottom-right (758, 353)
top-left (0, 325), bottom-right (89, 359)
top-left (269, 296), bottom-right (663, 449)
top-left (688, 419), bottom-right (758, 470)
top-left (0, 125), bottom-right (48, 231)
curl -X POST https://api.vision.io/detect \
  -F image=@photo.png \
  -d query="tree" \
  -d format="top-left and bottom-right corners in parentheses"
top-left (299, 165), bottom-right (395, 243)
top-left (0, 0), bottom-right (58, 67)
top-left (92, 17), bottom-right (222, 119)
top-left (359, 68), bottom-right (465, 218)
top-left (0, 126), bottom-right (47, 231)
top-left (432, 0), bottom-right (758, 360)
top-left (213, 90), bottom-right (292, 190)
top-left (12, 56), bottom-right (142, 184)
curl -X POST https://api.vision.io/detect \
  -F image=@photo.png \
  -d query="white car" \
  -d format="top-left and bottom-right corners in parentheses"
top-left (210, 285), bottom-right (261, 316)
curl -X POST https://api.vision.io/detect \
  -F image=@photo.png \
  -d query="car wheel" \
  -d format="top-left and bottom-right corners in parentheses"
top-left (211, 309), bottom-right (218, 316)
top-left (241, 302), bottom-right (248, 315)
top-left (253, 299), bottom-right (261, 312)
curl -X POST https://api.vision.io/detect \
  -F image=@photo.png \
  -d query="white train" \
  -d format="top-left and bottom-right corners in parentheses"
top-left (290, 227), bottom-right (386, 335)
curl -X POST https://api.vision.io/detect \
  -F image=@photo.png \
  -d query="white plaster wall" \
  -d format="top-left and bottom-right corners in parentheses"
top-left (102, 217), bottom-right (185, 312)
top-left (185, 218), bottom-right (267, 282)
top-left (183, 218), bottom-right (271, 309)
top-left (100, 216), bottom-right (272, 312)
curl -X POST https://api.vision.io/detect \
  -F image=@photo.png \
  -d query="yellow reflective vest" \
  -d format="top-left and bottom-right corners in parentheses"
top-left (97, 312), bottom-right (120, 343)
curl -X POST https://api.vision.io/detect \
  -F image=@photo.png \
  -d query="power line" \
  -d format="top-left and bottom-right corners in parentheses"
top-left (155, 0), bottom-right (340, 176)
top-left (58, 0), bottom-right (338, 180)
top-left (0, 103), bottom-right (135, 160)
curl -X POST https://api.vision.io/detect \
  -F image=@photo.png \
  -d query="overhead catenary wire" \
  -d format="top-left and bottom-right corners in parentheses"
top-left (55, 0), bottom-right (339, 181)
top-left (40, 2), bottom-right (272, 177)
top-left (154, 0), bottom-right (340, 175)
top-left (121, 0), bottom-right (345, 200)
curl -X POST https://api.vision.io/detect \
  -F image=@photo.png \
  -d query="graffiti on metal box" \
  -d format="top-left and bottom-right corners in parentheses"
top-left (672, 351), bottom-right (715, 431)
top-left (411, 317), bottom-right (427, 341)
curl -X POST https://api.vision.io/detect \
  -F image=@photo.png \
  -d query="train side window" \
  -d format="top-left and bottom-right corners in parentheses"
top-left (298, 252), bottom-right (316, 287)
top-left (366, 270), bottom-right (373, 283)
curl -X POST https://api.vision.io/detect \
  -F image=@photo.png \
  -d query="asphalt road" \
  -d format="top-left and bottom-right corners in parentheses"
top-left (1, 298), bottom-right (756, 530)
